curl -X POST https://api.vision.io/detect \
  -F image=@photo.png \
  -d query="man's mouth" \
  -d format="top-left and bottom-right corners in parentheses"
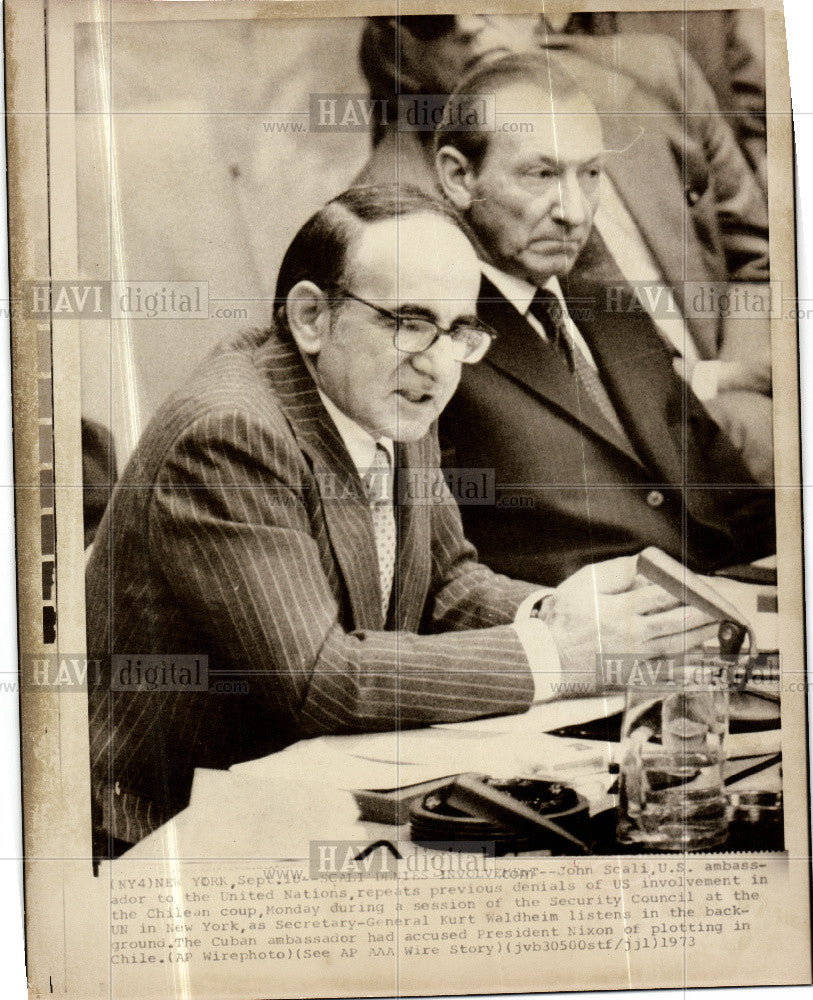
top-left (396, 388), bottom-right (434, 405)
top-left (530, 237), bottom-right (584, 251)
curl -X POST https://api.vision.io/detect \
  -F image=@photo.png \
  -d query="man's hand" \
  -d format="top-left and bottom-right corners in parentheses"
top-left (538, 556), bottom-right (719, 693)
top-left (676, 357), bottom-right (771, 400)
top-left (715, 359), bottom-right (771, 396)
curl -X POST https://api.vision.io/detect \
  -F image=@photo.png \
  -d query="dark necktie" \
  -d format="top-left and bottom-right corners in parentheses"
top-left (528, 288), bottom-right (637, 454)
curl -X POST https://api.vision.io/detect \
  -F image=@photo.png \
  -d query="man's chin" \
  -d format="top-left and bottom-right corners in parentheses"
top-left (386, 421), bottom-right (433, 443)
top-left (381, 411), bottom-right (437, 443)
top-left (523, 243), bottom-right (586, 278)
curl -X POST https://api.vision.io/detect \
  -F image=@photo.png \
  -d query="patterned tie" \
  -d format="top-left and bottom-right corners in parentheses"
top-left (528, 288), bottom-right (637, 453)
top-left (362, 444), bottom-right (396, 620)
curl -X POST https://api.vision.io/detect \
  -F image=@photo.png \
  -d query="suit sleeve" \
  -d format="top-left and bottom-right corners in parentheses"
top-left (677, 38), bottom-right (769, 282)
top-left (146, 410), bottom-right (536, 738)
top-left (419, 432), bottom-right (546, 632)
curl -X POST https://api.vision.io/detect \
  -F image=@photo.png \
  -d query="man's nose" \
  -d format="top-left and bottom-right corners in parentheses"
top-left (552, 170), bottom-right (590, 228)
top-left (408, 335), bottom-right (461, 378)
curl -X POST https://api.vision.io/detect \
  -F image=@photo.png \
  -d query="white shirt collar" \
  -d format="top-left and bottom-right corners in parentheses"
top-left (480, 261), bottom-right (599, 368)
top-left (317, 389), bottom-right (394, 473)
top-left (480, 262), bottom-right (566, 316)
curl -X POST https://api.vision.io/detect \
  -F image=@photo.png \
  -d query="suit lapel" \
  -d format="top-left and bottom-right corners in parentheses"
top-left (568, 272), bottom-right (692, 484)
top-left (390, 438), bottom-right (432, 633)
top-left (576, 288), bottom-right (762, 494)
top-left (479, 276), bottom-right (592, 425)
top-left (478, 276), bottom-right (642, 464)
top-left (257, 334), bottom-right (384, 630)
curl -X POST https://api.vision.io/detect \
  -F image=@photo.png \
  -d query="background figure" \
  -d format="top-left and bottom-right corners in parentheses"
top-left (356, 14), bottom-right (773, 486)
top-left (608, 9), bottom-right (768, 192)
top-left (359, 14), bottom-right (541, 146)
top-left (533, 9), bottom-right (766, 191)
top-left (434, 54), bottom-right (774, 585)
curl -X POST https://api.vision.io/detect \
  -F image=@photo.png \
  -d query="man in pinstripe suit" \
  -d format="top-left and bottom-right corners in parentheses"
top-left (86, 186), bottom-right (713, 855)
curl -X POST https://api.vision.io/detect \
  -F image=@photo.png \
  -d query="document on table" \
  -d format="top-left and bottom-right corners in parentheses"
top-left (231, 705), bottom-right (622, 814)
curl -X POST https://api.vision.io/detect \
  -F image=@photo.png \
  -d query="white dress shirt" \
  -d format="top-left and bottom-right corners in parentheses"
top-left (481, 263), bottom-right (599, 366)
top-left (318, 389), bottom-right (394, 472)
top-left (318, 388), bottom-right (563, 702)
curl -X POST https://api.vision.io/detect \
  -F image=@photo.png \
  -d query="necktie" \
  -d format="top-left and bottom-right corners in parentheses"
top-left (528, 288), bottom-right (637, 453)
top-left (362, 444), bottom-right (396, 620)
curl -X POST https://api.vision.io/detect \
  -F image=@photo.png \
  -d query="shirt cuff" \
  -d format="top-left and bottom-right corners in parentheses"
top-left (689, 360), bottom-right (724, 402)
top-left (512, 588), bottom-right (562, 702)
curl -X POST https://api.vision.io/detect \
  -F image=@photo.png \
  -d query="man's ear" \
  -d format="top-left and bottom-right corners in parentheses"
top-left (285, 280), bottom-right (329, 356)
top-left (436, 145), bottom-right (477, 210)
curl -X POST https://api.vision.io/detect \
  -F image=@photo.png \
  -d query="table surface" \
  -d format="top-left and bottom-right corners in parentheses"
top-left (121, 686), bottom-right (782, 862)
top-left (121, 562), bottom-right (781, 860)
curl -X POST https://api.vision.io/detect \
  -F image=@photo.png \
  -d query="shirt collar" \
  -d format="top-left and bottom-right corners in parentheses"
top-left (480, 262), bottom-right (566, 316)
top-left (317, 389), bottom-right (394, 473)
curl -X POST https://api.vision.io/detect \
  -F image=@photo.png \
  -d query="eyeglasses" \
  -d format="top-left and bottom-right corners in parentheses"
top-left (333, 290), bottom-right (496, 364)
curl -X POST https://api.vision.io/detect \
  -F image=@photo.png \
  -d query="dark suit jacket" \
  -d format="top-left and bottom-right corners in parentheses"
top-left (81, 417), bottom-right (117, 548)
top-left (439, 277), bottom-right (775, 586)
top-left (86, 328), bottom-right (538, 845)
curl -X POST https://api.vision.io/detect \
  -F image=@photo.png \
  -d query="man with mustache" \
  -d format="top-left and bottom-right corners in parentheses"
top-left (86, 185), bottom-right (712, 855)
top-left (434, 54), bottom-right (774, 585)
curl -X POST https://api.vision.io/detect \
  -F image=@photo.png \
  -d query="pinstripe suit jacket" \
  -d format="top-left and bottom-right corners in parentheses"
top-left (86, 327), bottom-right (537, 845)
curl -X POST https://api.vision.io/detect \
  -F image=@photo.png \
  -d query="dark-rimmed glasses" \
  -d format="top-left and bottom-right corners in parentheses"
top-left (333, 289), bottom-right (496, 364)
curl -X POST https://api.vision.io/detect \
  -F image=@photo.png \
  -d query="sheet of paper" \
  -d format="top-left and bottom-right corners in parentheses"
top-left (126, 769), bottom-right (367, 860)
top-left (432, 695), bottom-right (626, 734)
top-left (231, 734), bottom-right (466, 788)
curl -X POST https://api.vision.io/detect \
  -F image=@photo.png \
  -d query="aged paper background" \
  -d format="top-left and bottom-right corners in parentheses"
top-left (3, 0), bottom-right (812, 997)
